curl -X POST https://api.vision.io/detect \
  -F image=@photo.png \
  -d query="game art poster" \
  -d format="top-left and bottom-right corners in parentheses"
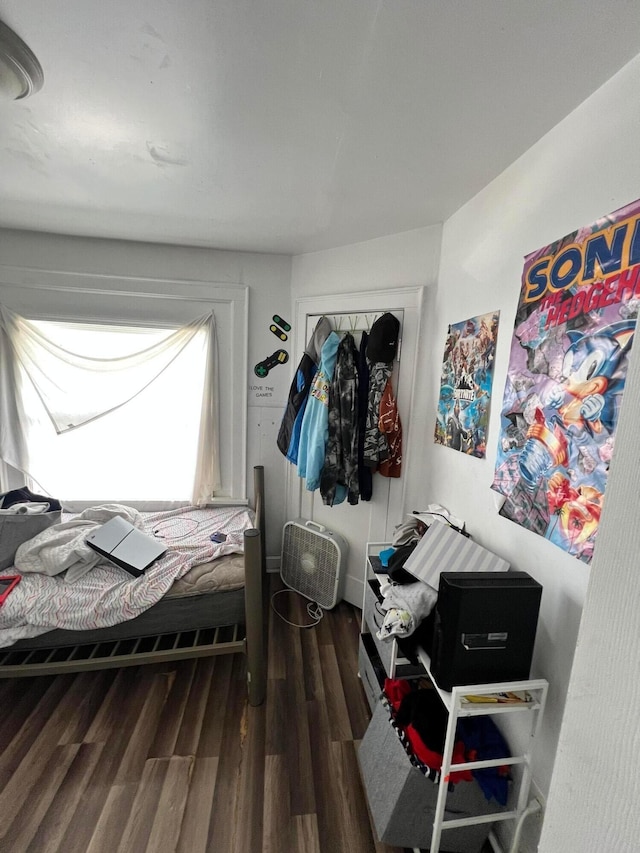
top-left (434, 311), bottom-right (500, 458)
top-left (492, 198), bottom-right (640, 564)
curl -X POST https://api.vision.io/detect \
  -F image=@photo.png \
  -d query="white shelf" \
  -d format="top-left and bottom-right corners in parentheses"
top-left (417, 648), bottom-right (547, 715)
top-left (416, 649), bottom-right (548, 853)
top-left (361, 542), bottom-right (549, 853)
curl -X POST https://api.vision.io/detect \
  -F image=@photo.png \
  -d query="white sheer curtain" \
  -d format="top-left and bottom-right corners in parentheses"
top-left (0, 305), bottom-right (220, 503)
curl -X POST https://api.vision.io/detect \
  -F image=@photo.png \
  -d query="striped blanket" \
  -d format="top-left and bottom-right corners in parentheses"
top-left (0, 504), bottom-right (254, 647)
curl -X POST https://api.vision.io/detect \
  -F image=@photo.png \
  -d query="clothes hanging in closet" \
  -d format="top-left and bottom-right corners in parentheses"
top-left (363, 312), bottom-right (402, 477)
top-left (363, 362), bottom-right (393, 467)
top-left (378, 376), bottom-right (402, 478)
top-left (297, 331), bottom-right (341, 491)
top-left (281, 312), bottom-right (403, 501)
top-left (277, 316), bottom-right (331, 464)
top-left (357, 331), bottom-right (373, 501)
top-left (320, 332), bottom-right (359, 507)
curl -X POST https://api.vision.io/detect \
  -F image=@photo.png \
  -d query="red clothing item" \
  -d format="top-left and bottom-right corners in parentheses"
top-left (384, 676), bottom-right (412, 709)
top-left (378, 378), bottom-right (402, 478)
top-left (383, 679), bottom-right (471, 782)
top-left (404, 723), bottom-right (471, 781)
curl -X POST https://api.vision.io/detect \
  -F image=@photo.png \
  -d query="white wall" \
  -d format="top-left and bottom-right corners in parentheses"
top-left (529, 59), bottom-right (640, 853)
top-left (0, 229), bottom-right (292, 559)
top-left (431, 53), bottom-right (640, 853)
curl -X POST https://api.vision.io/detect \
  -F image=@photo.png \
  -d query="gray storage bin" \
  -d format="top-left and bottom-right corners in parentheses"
top-left (358, 633), bottom-right (384, 712)
top-left (358, 701), bottom-right (498, 852)
top-left (0, 509), bottom-right (62, 570)
top-left (363, 579), bottom-right (394, 673)
top-left (0, 487), bottom-right (63, 570)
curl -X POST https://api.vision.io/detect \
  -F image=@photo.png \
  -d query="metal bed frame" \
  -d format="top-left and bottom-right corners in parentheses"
top-left (0, 466), bottom-right (268, 706)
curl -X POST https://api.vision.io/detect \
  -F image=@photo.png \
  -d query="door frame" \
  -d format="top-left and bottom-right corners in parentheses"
top-left (285, 286), bottom-right (424, 606)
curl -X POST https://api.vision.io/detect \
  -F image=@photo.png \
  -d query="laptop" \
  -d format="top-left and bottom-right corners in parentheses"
top-left (86, 516), bottom-right (167, 577)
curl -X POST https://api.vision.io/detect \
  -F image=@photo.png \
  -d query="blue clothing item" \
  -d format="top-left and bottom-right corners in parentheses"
top-left (297, 331), bottom-right (341, 491)
top-left (456, 716), bottom-right (511, 805)
top-left (379, 547), bottom-right (395, 567)
top-left (277, 316), bottom-right (331, 464)
top-left (285, 359), bottom-right (318, 464)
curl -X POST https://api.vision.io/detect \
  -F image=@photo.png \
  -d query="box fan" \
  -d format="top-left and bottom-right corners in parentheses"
top-left (280, 519), bottom-right (348, 609)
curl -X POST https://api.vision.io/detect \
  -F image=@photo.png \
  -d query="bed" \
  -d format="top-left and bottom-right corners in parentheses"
top-left (0, 466), bottom-right (267, 706)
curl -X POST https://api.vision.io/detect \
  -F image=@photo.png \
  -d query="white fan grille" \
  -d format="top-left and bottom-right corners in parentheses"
top-left (281, 522), bottom-right (345, 609)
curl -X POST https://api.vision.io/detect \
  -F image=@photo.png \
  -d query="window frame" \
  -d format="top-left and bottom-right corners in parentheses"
top-left (0, 266), bottom-right (249, 504)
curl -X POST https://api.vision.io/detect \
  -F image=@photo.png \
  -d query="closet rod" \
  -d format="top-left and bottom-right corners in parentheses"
top-left (307, 309), bottom-right (404, 334)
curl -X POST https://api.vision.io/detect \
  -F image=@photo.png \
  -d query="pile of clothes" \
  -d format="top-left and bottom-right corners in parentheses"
top-left (277, 313), bottom-right (402, 506)
top-left (385, 678), bottom-right (511, 803)
top-left (374, 516), bottom-right (438, 644)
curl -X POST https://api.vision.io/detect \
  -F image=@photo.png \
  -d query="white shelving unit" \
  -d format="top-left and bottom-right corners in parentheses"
top-left (415, 648), bottom-right (548, 853)
top-left (359, 542), bottom-right (549, 853)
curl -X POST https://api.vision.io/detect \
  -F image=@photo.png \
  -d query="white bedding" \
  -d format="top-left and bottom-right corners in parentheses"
top-left (0, 504), bottom-right (255, 647)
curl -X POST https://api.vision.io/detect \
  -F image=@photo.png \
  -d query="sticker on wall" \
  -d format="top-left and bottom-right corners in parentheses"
top-left (434, 311), bottom-right (500, 457)
top-left (254, 349), bottom-right (289, 378)
top-left (272, 314), bottom-right (291, 332)
top-left (491, 197), bottom-right (640, 564)
top-left (270, 324), bottom-right (288, 341)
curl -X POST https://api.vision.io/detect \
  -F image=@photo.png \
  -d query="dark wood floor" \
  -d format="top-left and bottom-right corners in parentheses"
top-left (0, 578), bottom-right (408, 853)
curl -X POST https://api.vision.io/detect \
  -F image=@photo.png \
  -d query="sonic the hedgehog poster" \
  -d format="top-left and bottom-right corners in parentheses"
top-left (492, 198), bottom-right (640, 563)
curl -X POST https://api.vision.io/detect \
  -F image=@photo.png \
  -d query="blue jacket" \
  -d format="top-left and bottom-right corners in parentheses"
top-left (277, 316), bottom-right (331, 464)
top-left (277, 353), bottom-right (318, 463)
top-left (298, 331), bottom-right (341, 491)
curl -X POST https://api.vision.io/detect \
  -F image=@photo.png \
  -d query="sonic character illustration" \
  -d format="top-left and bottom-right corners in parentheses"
top-left (549, 319), bottom-right (635, 435)
top-left (510, 319), bottom-right (635, 556)
top-left (518, 320), bottom-right (635, 490)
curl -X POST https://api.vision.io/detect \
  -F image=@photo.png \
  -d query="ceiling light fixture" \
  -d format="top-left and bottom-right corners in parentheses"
top-left (0, 19), bottom-right (43, 101)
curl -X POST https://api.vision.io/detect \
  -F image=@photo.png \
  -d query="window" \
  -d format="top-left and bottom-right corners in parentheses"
top-left (0, 272), bottom-right (249, 505)
top-left (20, 319), bottom-right (210, 503)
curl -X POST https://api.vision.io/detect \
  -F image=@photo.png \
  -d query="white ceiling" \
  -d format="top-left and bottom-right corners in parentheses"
top-left (1, 1), bottom-right (640, 256)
